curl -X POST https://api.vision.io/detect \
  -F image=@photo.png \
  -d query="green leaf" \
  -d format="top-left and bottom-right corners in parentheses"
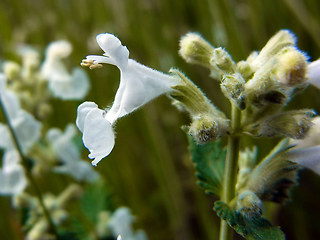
top-left (214, 201), bottom-right (285, 240)
top-left (189, 137), bottom-right (225, 196)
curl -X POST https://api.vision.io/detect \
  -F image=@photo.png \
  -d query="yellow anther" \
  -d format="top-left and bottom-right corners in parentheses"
top-left (89, 64), bottom-right (103, 70)
top-left (81, 59), bottom-right (102, 69)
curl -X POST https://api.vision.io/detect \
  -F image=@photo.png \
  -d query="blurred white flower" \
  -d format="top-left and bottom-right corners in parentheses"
top-left (41, 40), bottom-right (90, 100)
top-left (0, 150), bottom-right (27, 195)
top-left (47, 124), bottom-right (99, 182)
top-left (108, 207), bottom-right (148, 240)
top-left (0, 74), bottom-right (41, 196)
top-left (289, 117), bottom-right (320, 175)
top-left (77, 33), bottom-right (180, 166)
top-left (0, 74), bottom-right (41, 153)
top-left (307, 59), bottom-right (320, 88)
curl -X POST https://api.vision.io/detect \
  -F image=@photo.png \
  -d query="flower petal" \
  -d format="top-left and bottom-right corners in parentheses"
top-left (96, 33), bottom-right (129, 69)
top-left (288, 146), bottom-right (320, 175)
top-left (105, 60), bottom-right (179, 123)
top-left (76, 101), bottom-right (99, 132)
top-left (12, 110), bottom-right (42, 153)
top-left (307, 59), bottom-right (320, 88)
top-left (82, 108), bottom-right (115, 166)
top-left (0, 150), bottom-right (27, 196)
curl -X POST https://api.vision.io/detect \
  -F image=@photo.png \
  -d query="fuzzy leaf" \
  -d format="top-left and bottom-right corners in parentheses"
top-left (243, 139), bottom-right (299, 203)
top-left (189, 138), bottom-right (225, 196)
top-left (214, 201), bottom-right (285, 240)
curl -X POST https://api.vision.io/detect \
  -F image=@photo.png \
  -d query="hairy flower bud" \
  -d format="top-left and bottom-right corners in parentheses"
top-left (179, 32), bottom-right (215, 67)
top-left (274, 47), bottom-right (308, 86)
top-left (170, 69), bottom-right (230, 142)
top-left (211, 47), bottom-right (237, 74)
top-left (237, 190), bottom-right (262, 218)
top-left (251, 30), bottom-right (296, 70)
top-left (221, 73), bottom-right (246, 109)
top-left (245, 109), bottom-right (315, 139)
top-left (188, 115), bottom-right (229, 143)
top-left (237, 60), bottom-right (254, 80)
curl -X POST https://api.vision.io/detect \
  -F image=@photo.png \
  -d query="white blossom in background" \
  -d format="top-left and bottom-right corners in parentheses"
top-left (0, 150), bottom-right (27, 195)
top-left (289, 117), bottom-right (320, 175)
top-left (47, 124), bottom-right (99, 182)
top-left (41, 40), bottom-right (90, 100)
top-left (77, 33), bottom-right (181, 166)
top-left (108, 207), bottom-right (148, 240)
top-left (0, 74), bottom-right (41, 196)
top-left (307, 59), bottom-right (320, 88)
top-left (0, 74), bottom-right (41, 153)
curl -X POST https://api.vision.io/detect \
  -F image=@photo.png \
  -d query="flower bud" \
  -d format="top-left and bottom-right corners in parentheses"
top-left (292, 117), bottom-right (320, 148)
top-left (251, 30), bottom-right (296, 70)
top-left (245, 109), bottom-right (315, 139)
top-left (188, 115), bottom-right (229, 143)
top-left (170, 69), bottom-right (230, 142)
top-left (221, 73), bottom-right (246, 109)
top-left (211, 47), bottom-right (237, 74)
top-left (237, 190), bottom-right (262, 219)
top-left (237, 60), bottom-right (254, 80)
top-left (274, 47), bottom-right (308, 86)
top-left (179, 32), bottom-right (215, 67)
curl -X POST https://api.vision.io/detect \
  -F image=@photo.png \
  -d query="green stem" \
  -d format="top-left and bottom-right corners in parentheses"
top-left (219, 104), bottom-right (241, 240)
top-left (0, 94), bottom-right (60, 239)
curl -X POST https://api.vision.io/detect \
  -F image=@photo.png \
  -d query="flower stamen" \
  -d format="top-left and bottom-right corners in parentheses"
top-left (81, 59), bottom-right (103, 69)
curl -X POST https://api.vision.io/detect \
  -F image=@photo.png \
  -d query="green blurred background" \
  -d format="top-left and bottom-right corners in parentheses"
top-left (1, 0), bottom-right (320, 239)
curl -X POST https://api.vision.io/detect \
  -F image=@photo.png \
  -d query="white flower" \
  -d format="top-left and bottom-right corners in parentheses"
top-left (0, 74), bottom-right (41, 153)
top-left (47, 124), bottom-right (99, 182)
top-left (307, 59), bottom-right (320, 88)
top-left (0, 150), bottom-right (27, 196)
top-left (41, 40), bottom-right (90, 100)
top-left (0, 75), bottom-right (41, 196)
top-left (108, 207), bottom-right (148, 240)
top-left (77, 33), bottom-right (180, 166)
top-left (289, 117), bottom-right (320, 175)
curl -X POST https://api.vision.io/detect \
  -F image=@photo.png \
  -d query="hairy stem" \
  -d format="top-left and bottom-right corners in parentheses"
top-left (0, 95), bottom-right (60, 239)
top-left (219, 104), bottom-right (241, 240)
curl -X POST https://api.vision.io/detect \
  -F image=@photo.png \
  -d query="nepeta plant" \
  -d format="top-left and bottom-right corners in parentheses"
top-left (79, 30), bottom-right (320, 240)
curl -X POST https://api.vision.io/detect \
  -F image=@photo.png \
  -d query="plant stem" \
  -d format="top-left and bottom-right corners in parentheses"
top-left (219, 104), bottom-right (241, 240)
top-left (0, 95), bottom-right (60, 239)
